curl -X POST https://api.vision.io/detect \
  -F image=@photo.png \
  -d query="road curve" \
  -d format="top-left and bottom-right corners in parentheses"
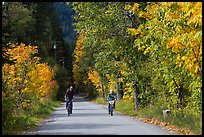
top-left (25, 95), bottom-right (177, 135)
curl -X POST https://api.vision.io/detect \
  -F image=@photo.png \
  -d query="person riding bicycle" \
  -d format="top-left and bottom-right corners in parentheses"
top-left (64, 86), bottom-right (74, 114)
top-left (107, 89), bottom-right (117, 114)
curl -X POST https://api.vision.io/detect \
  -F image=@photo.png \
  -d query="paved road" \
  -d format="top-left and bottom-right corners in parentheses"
top-left (26, 95), bottom-right (177, 135)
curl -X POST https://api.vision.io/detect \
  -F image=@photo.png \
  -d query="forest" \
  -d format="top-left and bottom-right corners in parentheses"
top-left (2, 2), bottom-right (202, 135)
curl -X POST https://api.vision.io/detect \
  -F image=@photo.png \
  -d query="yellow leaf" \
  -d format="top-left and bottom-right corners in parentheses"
top-left (181, 56), bottom-right (188, 61)
top-left (144, 47), bottom-right (151, 54)
top-left (177, 62), bottom-right (182, 67)
top-left (128, 28), bottom-right (139, 36)
top-left (132, 3), bottom-right (139, 12)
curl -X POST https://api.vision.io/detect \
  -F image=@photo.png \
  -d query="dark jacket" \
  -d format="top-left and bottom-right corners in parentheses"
top-left (65, 89), bottom-right (74, 100)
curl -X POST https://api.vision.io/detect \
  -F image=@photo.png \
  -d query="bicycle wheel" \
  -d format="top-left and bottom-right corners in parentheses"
top-left (110, 104), bottom-right (113, 116)
top-left (67, 103), bottom-right (71, 116)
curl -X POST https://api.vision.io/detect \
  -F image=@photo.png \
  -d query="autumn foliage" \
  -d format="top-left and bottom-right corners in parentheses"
top-left (128, 1), bottom-right (202, 106)
top-left (2, 43), bottom-right (58, 113)
top-left (130, 2), bottom-right (202, 77)
top-left (73, 33), bottom-right (85, 86)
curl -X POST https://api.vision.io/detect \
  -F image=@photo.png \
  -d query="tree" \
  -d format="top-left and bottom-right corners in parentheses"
top-left (70, 2), bottom-right (140, 98)
top-left (127, 2), bottom-right (202, 116)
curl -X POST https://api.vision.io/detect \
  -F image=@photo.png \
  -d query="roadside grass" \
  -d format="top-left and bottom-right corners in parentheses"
top-left (138, 105), bottom-right (202, 135)
top-left (2, 99), bottom-right (61, 135)
top-left (90, 97), bottom-right (201, 135)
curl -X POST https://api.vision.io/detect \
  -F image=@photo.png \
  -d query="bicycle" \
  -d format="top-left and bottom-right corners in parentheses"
top-left (66, 99), bottom-right (72, 116)
top-left (108, 100), bottom-right (115, 116)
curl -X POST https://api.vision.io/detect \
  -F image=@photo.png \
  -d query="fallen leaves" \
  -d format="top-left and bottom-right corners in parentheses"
top-left (135, 116), bottom-right (199, 135)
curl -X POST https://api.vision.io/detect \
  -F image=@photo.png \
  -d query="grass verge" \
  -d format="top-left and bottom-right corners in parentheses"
top-left (2, 99), bottom-right (62, 135)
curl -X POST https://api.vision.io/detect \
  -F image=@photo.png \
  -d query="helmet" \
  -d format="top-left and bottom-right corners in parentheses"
top-left (109, 89), bottom-right (113, 94)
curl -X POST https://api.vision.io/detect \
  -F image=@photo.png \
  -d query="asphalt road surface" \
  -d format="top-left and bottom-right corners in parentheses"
top-left (26, 95), bottom-right (177, 135)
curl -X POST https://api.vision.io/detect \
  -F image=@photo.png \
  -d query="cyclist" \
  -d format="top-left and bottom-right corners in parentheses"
top-left (64, 86), bottom-right (74, 114)
top-left (107, 89), bottom-right (117, 114)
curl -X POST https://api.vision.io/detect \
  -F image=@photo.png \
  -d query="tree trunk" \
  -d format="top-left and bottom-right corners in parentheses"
top-left (116, 78), bottom-right (121, 101)
top-left (101, 83), bottom-right (104, 103)
top-left (133, 81), bottom-right (139, 111)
